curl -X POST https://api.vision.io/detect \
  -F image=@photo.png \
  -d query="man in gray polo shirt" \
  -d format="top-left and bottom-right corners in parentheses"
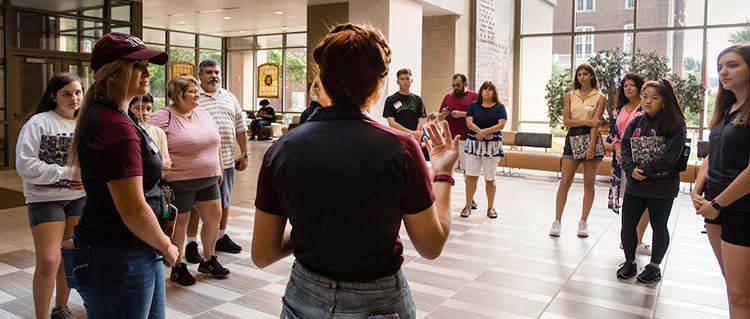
top-left (185, 59), bottom-right (248, 262)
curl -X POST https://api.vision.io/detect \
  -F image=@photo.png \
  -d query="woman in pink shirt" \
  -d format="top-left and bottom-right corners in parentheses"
top-left (148, 76), bottom-right (229, 285)
top-left (607, 73), bottom-right (651, 255)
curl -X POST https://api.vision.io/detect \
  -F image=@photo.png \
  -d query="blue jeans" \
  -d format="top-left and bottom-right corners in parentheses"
top-left (74, 237), bottom-right (166, 319)
top-left (281, 262), bottom-right (416, 319)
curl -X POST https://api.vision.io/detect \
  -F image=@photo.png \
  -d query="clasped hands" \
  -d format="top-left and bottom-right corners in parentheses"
top-left (691, 192), bottom-right (720, 220)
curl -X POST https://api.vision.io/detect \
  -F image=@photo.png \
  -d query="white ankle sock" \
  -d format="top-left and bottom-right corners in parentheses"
top-left (218, 229), bottom-right (226, 238)
top-left (186, 237), bottom-right (197, 244)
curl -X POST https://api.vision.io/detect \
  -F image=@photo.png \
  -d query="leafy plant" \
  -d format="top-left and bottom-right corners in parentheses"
top-left (545, 49), bottom-right (706, 129)
top-left (545, 69), bottom-right (571, 129)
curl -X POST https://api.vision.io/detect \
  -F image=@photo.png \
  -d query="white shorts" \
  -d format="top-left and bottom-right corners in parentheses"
top-left (465, 154), bottom-right (501, 180)
top-left (455, 140), bottom-right (467, 170)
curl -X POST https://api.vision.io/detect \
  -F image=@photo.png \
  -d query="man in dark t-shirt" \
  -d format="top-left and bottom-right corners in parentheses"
top-left (383, 68), bottom-right (426, 140)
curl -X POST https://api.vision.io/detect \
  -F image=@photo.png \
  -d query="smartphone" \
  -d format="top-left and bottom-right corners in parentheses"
top-left (234, 160), bottom-right (241, 170)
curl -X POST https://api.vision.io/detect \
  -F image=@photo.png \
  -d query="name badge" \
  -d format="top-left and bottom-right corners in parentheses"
top-left (394, 101), bottom-right (403, 109)
top-left (584, 105), bottom-right (595, 111)
top-left (148, 140), bottom-right (160, 154)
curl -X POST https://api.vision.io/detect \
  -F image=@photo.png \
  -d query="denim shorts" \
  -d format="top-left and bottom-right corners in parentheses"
top-left (73, 236), bottom-right (165, 319)
top-left (219, 168), bottom-right (235, 209)
top-left (27, 197), bottom-right (85, 227)
top-left (281, 261), bottom-right (416, 319)
top-left (167, 176), bottom-right (220, 213)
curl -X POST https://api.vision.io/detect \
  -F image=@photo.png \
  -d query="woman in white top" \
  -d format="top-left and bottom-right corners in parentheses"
top-left (550, 63), bottom-right (606, 238)
top-left (15, 73), bottom-right (86, 319)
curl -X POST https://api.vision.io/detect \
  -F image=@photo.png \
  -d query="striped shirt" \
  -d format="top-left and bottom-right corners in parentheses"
top-left (148, 107), bottom-right (222, 182)
top-left (199, 88), bottom-right (248, 168)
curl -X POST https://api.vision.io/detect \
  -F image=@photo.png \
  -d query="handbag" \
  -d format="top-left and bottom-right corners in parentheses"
top-left (568, 134), bottom-right (604, 160)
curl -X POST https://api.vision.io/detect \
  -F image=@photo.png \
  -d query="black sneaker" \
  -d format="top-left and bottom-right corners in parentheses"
top-left (170, 263), bottom-right (196, 286)
top-left (616, 261), bottom-right (637, 279)
top-left (198, 255), bottom-right (230, 279)
top-left (636, 264), bottom-right (662, 283)
top-left (471, 199), bottom-right (478, 210)
top-left (215, 234), bottom-right (242, 254)
top-left (185, 241), bottom-right (202, 264)
top-left (51, 305), bottom-right (73, 319)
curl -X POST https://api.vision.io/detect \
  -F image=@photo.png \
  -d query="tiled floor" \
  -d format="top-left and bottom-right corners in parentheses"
top-left (0, 140), bottom-right (728, 318)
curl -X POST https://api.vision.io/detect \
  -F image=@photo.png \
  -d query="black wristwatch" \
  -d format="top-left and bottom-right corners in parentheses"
top-left (711, 200), bottom-right (723, 212)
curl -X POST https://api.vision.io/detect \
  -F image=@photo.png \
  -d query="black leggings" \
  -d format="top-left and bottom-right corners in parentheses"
top-left (621, 193), bottom-right (675, 264)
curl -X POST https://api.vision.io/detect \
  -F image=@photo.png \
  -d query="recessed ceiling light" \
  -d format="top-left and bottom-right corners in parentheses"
top-left (282, 26), bottom-right (288, 30)
top-left (239, 30), bottom-right (246, 33)
top-left (220, 3), bottom-right (224, 7)
top-left (223, 16), bottom-right (231, 20)
top-left (275, 11), bottom-right (283, 15)
top-left (178, 21), bottom-right (186, 24)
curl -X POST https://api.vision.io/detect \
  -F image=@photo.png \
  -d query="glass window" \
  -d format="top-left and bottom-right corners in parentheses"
top-left (577, 0), bottom-right (594, 12)
top-left (574, 26), bottom-right (594, 66)
top-left (626, 0), bottom-right (635, 9)
top-left (144, 28), bottom-right (166, 44)
top-left (199, 49), bottom-right (222, 67)
top-left (522, 0), bottom-right (571, 34)
top-left (257, 35), bottom-right (283, 49)
top-left (169, 47), bottom-right (196, 78)
top-left (286, 33), bottom-right (306, 47)
top-left (256, 49), bottom-right (283, 110)
top-left (576, 0), bottom-right (623, 31)
top-left (112, 25), bottom-right (131, 34)
top-left (60, 17), bottom-right (78, 52)
top-left (200, 35), bottom-right (222, 50)
top-left (82, 20), bottom-right (103, 38)
top-left (227, 50), bottom-right (255, 110)
top-left (707, 0), bottom-right (750, 25)
top-left (520, 35), bottom-right (571, 133)
top-left (229, 36), bottom-right (254, 50)
top-left (638, 0), bottom-right (704, 29)
top-left (170, 32), bottom-right (195, 47)
top-left (623, 24), bottom-right (634, 55)
top-left (284, 48), bottom-right (307, 112)
top-left (112, 3), bottom-right (131, 21)
top-left (82, 8), bottom-right (104, 18)
top-left (147, 46), bottom-right (167, 109)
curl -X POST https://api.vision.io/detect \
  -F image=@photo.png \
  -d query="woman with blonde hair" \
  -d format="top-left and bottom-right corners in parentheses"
top-left (69, 32), bottom-right (178, 318)
top-left (148, 75), bottom-right (228, 286)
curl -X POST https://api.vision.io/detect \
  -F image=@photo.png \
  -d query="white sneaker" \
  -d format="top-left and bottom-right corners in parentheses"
top-left (549, 220), bottom-right (561, 237)
top-left (577, 220), bottom-right (589, 238)
top-left (637, 243), bottom-right (652, 256)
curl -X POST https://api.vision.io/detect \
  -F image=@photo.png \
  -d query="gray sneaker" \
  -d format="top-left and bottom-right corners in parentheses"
top-left (577, 220), bottom-right (589, 238)
top-left (51, 305), bottom-right (73, 319)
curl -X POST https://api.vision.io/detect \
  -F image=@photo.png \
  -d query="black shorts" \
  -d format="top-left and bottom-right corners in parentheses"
top-left (562, 126), bottom-right (604, 161)
top-left (716, 208), bottom-right (750, 247)
top-left (167, 176), bottom-right (221, 213)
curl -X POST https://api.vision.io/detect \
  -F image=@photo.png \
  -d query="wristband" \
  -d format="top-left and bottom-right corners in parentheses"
top-left (433, 174), bottom-right (454, 186)
top-left (711, 199), bottom-right (723, 212)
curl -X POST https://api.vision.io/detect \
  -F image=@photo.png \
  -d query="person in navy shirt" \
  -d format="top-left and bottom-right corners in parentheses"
top-left (461, 81), bottom-right (507, 219)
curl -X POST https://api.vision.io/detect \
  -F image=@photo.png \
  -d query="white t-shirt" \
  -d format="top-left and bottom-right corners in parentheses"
top-left (15, 111), bottom-right (86, 203)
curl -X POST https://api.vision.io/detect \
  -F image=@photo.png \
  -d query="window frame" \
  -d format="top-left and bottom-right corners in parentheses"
top-left (625, 0), bottom-right (635, 10)
top-left (623, 23), bottom-right (634, 55)
top-left (574, 26), bottom-right (595, 64)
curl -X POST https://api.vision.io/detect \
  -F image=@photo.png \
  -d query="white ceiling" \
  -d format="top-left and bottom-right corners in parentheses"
top-left (143, 0), bottom-right (458, 37)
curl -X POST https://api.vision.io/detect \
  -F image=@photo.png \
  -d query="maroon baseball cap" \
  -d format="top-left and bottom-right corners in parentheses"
top-left (91, 32), bottom-right (168, 71)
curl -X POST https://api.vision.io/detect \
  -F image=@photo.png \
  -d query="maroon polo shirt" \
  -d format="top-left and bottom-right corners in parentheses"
top-left (255, 106), bottom-right (434, 281)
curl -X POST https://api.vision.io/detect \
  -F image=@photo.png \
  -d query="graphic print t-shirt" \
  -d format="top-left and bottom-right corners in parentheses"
top-left (383, 92), bottom-right (426, 131)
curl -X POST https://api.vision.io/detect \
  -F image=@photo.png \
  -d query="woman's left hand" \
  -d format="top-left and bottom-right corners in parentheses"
top-left (632, 168), bottom-right (647, 181)
top-left (697, 202), bottom-right (720, 220)
top-left (425, 122), bottom-right (460, 174)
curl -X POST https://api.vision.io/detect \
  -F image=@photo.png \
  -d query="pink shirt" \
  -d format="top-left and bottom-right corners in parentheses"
top-left (613, 105), bottom-right (641, 144)
top-left (148, 107), bottom-right (222, 182)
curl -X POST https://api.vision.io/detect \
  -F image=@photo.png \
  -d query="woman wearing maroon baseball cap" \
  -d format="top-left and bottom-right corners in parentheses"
top-left (67, 32), bottom-right (177, 318)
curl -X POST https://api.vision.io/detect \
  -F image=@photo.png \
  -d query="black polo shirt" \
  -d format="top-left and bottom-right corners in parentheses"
top-left (707, 107), bottom-right (750, 211)
top-left (75, 98), bottom-right (163, 247)
top-left (255, 106), bottom-right (434, 281)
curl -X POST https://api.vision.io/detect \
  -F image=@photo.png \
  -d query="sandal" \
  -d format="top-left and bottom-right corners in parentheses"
top-left (487, 208), bottom-right (498, 219)
top-left (460, 207), bottom-right (471, 218)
